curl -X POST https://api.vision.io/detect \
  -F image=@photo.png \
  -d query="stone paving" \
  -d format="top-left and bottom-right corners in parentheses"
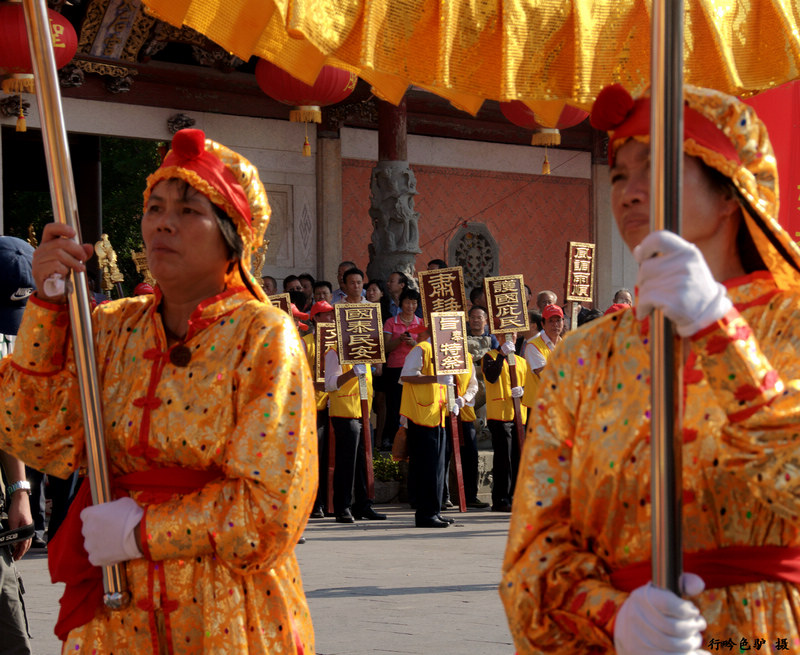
top-left (16, 504), bottom-right (514, 654)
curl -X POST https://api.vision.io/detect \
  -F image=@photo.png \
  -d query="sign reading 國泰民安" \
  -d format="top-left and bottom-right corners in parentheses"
top-left (483, 275), bottom-right (529, 335)
top-left (418, 266), bottom-right (467, 326)
top-left (565, 241), bottom-right (596, 302)
top-left (314, 322), bottom-right (338, 383)
top-left (334, 303), bottom-right (385, 365)
top-left (430, 311), bottom-right (469, 376)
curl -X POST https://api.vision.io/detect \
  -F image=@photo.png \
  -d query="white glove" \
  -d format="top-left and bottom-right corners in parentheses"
top-left (81, 497), bottom-right (144, 567)
top-left (353, 364), bottom-right (367, 376)
top-left (450, 403), bottom-right (460, 417)
top-left (500, 341), bottom-right (516, 356)
top-left (614, 573), bottom-right (708, 655)
top-left (634, 231), bottom-right (732, 337)
top-left (437, 374), bottom-right (454, 386)
top-left (451, 396), bottom-right (466, 416)
top-left (510, 386), bottom-right (523, 399)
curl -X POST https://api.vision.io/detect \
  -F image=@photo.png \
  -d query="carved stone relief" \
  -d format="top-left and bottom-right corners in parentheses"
top-left (449, 222), bottom-right (499, 292)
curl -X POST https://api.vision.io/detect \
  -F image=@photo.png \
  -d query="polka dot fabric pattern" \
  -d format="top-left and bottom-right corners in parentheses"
top-left (500, 271), bottom-right (800, 653)
top-left (0, 290), bottom-right (317, 654)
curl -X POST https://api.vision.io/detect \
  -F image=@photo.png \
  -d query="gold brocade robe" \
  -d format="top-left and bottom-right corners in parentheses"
top-left (0, 287), bottom-right (317, 654)
top-left (502, 272), bottom-right (800, 653)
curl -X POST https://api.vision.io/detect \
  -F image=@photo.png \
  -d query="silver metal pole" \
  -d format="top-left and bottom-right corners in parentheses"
top-left (22, 0), bottom-right (129, 609)
top-left (649, 0), bottom-right (684, 595)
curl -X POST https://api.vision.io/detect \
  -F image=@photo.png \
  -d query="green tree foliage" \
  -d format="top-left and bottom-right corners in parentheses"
top-left (3, 134), bottom-right (162, 297)
top-left (100, 136), bottom-right (162, 293)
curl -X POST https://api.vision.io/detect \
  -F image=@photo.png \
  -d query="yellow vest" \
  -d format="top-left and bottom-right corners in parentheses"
top-left (521, 335), bottom-right (552, 408)
top-left (302, 333), bottom-right (328, 411)
top-left (328, 347), bottom-right (373, 419)
top-left (455, 357), bottom-right (476, 423)
top-left (482, 350), bottom-right (528, 423)
top-left (400, 341), bottom-right (448, 427)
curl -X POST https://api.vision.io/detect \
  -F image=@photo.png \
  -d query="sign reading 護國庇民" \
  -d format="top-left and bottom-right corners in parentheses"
top-left (483, 275), bottom-right (529, 335)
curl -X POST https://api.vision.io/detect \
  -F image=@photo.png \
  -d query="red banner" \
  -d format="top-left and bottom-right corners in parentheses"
top-left (745, 81), bottom-right (800, 243)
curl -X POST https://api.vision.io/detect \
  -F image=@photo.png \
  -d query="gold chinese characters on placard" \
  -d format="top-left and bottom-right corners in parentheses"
top-left (268, 293), bottom-right (291, 315)
top-left (565, 241), bottom-right (596, 302)
top-left (430, 311), bottom-right (469, 375)
top-left (484, 274), bottom-right (530, 335)
top-left (334, 303), bottom-right (386, 365)
top-left (314, 323), bottom-right (338, 383)
top-left (418, 266), bottom-right (467, 326)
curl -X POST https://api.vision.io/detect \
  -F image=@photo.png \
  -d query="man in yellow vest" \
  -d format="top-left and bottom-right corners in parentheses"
top-left (453, 356), bottom-right (489, 508)
top-left (325, 346), bottom-right (387, 523)
top-left (482, 336), bottom-right (529, 512)
top-left (525, 305), bottom-right (564, 386)
top-left (400, 338), bottom-right (454, 528)
top-left (303, 301), bottom-right (335, 518)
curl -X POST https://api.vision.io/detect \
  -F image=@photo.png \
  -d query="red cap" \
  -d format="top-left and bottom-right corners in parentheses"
top-left (604, 303), bottom-right (630, 316)
top-left (291, 304), bottom-right (310, 321)
top-left (542, 304), bottom-right (564, 320)
top-left (310, 300), bottom-right (334, 317)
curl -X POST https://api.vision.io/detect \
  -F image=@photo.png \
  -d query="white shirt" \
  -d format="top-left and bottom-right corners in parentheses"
top-left (324, 349), bottom-right (343, 392)
top-left (525, 331), bottom-right (557, 372)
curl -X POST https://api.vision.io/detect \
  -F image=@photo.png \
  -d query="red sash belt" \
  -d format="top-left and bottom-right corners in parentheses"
top-left (610, 546), bottom-right (800, 592)
top-left (48, 467), bottom-right (220, 641)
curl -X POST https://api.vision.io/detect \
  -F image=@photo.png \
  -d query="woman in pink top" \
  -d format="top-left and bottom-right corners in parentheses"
top-left (380, 288), bottom-right (424, 450)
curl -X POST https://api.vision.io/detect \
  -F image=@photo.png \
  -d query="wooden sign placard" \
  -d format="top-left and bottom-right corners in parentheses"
top-left (430, 311), bottom-right (469, 376)
top-left (565, 241), bottom-right (596, 302)
top-left (418, 266), bottom-right (467, 326)
top-left (268, 293), bottom-right (291, 315)
top-left (483, 274), bottom-right (530, 335)
top-left (314, 323), bottom-right (338, 383)
top-left (334, 303), bottom-right (386, 365)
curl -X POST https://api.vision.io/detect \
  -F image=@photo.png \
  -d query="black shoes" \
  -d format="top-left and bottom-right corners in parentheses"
top-left (30, 537), bottom-right (47, 549)
top-left (309, 506), bottom-right (325, 519)
top-left (353, 506), bottom-right (387, 521)
top-left (466, 500), bottom-right (490, 509)
top-left (436, 514), bottom-right (455, 524)
top-left (335, 509), bottom-right (355, 523)
top-left (492, 502), bottom-right (512, 512)
top-left (416, 516), bottom-right (450, 528)
top-left (441, 499), bottom-right (455, 510)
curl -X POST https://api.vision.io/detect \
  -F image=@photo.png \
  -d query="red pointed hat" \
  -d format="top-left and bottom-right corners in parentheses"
top-left (310, 300), bottom-right (334, 317)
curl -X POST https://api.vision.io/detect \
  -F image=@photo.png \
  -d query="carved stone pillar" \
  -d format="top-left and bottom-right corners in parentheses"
top-left (366, 97), bottom-right (421, 283)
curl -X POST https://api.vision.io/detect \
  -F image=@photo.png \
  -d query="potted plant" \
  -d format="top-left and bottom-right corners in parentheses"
top-left (372, 452), bottom-right (402, 503)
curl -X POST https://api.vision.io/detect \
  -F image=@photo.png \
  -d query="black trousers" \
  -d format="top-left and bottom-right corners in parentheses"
top-left (489, 419), bottom-right (521, 507)
top-left (408, 420), bottom-right (445, 521)
top-left (381, 366), bottom-right (403, 447)
top-left (314, 408), bottom-right (329, 510)
top-left (459, 420), bottom-right (479, 502)
top-left (331, 416), bottom-right (371, 515)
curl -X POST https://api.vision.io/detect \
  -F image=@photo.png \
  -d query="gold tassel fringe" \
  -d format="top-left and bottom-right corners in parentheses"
top-left (542, 149), bottom-right (551, 175)
top-left (302, 136), bottom-right (311, 156)
top-left (530, 128), bottom-right (561, 147)
top-left (2, 74), bottom-right (35, 95)
top-left (16, 104), bottom-right (26, 132)
top-left (290, 105), bottom-right (322, 123)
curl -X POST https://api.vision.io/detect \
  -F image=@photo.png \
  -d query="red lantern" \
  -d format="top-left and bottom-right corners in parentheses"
top-left (0, 3), bottom-right (78, 95)
top-left (500, 101), bottom-right (588, 147)
top-left (255, 59), bottom-right (357, 155)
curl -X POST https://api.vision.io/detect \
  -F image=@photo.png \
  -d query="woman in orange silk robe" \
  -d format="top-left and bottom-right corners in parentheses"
top-left (0, 129), bottom-right (317, 654)
top-left (501, 86), bottom-right (800, 653)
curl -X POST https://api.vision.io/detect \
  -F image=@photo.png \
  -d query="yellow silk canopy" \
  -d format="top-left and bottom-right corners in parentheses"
top-left (140, 0), bottom-right (800, 125)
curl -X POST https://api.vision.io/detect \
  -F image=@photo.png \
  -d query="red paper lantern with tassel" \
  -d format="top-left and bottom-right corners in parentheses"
top-left (0, 2), bottom-right (78, 131)
top-left (255, 60), bottom-right (357, 156)
top-left (0, 2), bottom-right (78, 93)
top-left (500, 101), bottom-right (588, 174)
